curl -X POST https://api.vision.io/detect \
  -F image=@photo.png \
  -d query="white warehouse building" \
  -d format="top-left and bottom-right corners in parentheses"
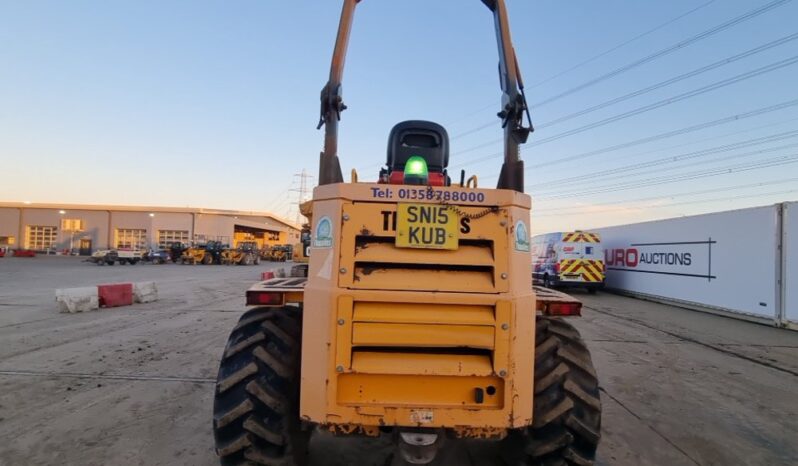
top-left (0, 202), bottom-right (301, 255)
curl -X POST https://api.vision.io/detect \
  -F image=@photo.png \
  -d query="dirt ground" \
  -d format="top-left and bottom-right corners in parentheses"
top-left (0, 256), bottom-right (796, 465)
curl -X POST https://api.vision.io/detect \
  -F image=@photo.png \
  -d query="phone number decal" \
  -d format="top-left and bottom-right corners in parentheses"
top-left (370, 187), bottom-right (485, 203)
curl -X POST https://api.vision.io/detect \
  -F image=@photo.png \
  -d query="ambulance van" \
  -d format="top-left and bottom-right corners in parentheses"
top-left (531, 231), bottom-right (606, 293)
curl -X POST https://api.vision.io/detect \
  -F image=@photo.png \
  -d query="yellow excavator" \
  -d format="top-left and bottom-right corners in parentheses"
top-left (212, 1), bottom-right (601, 465)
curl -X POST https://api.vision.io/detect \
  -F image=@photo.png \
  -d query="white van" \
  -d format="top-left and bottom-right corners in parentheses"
top-left (531, 231), bottom-right (605, 293)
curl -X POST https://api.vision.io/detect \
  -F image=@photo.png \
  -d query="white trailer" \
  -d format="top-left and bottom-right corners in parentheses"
top-left (783, 202), bottom-right (797, 328)
top-left (594, 202), bottom-right (797, 328)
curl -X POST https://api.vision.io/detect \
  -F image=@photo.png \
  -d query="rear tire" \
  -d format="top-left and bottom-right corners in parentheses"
top-left (213, 306), bottom-right (308, 466)
top-left (203, 254), bottom-right (214, 265)
top-left (508, 317), bottom-right (601, 465)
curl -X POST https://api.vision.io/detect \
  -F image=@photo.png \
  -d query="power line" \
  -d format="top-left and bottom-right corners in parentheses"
top-left (526, 55), bottom-right (798, 148)
top-left (453, 26), bottom-right (795, 143)
top-left (537, 32), bottom-right (798, 130)
top-left (449, 0), bottom-right (716, 133)
top-left (534, 188), bottom-right (798, 217)
top-left (265, 181), bottom-right (295, 212)
top-left (532, 0), bottom-right (794, 108)
top-left (532, 177), bottom-right (798, 212)
top-left (272, 196), bottom-right (293, 216)
top-left (528, 1), bottom-right (717, 90)
top-left (508, 115), bottom-right (798, 184)
top-left (535, 154), bottom-right (798, 199)
top-left (363, 1), bottom-right (794, 177)
top-left (451, 120), bottom-right (497, 141)
top-left (536, 142), bottom-right (798, 194)
top-left (449, 0), bottom-right (715, 134)
top-left (453, 99), bottom-right (798, 170)
top-left (536, 155), bottom-right (798, 199)
top-left (451, 0), bottom-right (786, 140)
top-left (445, 102), bottom-right (496, 129)
top-left (529, 130), bottom-right (798, 189)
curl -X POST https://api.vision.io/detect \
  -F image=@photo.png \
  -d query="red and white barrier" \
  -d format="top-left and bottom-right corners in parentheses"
top-left (56, 281), bottom-right (158, 313)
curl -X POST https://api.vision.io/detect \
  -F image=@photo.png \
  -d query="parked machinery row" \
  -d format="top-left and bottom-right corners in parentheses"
top-left (179, 241), bottom-right (293, 265)
top-left (85, 241), bottom-right (296, 266)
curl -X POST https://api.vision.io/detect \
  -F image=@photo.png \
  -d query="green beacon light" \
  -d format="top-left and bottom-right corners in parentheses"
top-left (403, 155), bottom-right (429, 185)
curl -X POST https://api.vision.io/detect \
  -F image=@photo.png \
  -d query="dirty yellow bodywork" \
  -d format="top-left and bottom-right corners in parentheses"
top-left (292, 244), bottom-right (309, 264)
top-left (299, 183), bottom-right (536, 437)
top-left (221, 249), bottom-right (249, 265)
top-left (263, 246), bottom-right (289, 262)
top-left (181, 247), bottom-right (207, 265)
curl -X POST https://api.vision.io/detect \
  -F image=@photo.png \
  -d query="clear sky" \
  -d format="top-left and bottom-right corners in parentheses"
top-left (1, 0), bottom-right (796, 232)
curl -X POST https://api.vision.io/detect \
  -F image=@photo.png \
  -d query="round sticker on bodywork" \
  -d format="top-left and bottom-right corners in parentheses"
top-left (515, 220), bottom-right (530, 252)
top-left (314, 216), bottom-right (333, 248)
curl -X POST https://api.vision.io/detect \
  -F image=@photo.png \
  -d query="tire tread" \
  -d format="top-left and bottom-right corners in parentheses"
top-left (213, 306), bottom-right (305, 466)
top-left (523, 317), bottom-right (601, 466)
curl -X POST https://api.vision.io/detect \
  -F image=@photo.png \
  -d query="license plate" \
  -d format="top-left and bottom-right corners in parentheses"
top-left (561, 274), bottom-right (582, 281)
top-left (396, 204), bottom-right (458, 250)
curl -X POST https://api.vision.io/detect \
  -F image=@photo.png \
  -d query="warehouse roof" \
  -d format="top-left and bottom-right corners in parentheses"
top-left (0, 202), bottom-right (301, 231)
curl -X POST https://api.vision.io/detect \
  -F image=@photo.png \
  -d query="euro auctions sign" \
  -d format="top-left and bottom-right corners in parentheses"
top-left (605, 240), bottom-right (716, 281)
top-left (594, 205), bottom-right (782, 319)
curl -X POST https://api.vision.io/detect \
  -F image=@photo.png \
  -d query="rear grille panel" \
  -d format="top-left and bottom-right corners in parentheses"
top-left (333, 202), bottom-right (513, 410)
top-left (340, 202), bottom-right (508, 293)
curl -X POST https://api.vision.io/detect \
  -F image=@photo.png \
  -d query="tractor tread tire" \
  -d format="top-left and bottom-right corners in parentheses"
top-left (523, 317), bottom-right (601, 466)
top-left (213, 306), bottom-right (306, 466)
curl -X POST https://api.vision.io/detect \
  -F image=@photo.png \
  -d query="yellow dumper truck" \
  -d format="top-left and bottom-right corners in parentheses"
top-left (211, 2), bottom-right (601, 465)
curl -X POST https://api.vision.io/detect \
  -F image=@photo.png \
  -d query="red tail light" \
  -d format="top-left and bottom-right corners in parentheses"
top-left (246, 291), bottom-right (285, 306)
top-left (545, 302), bottom-right (582, 316)
top-left (554, 262), bottom-right (561, 273)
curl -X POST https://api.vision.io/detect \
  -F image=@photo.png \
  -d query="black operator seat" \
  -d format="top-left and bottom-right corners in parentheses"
top-left (386, 120), bottom-right (449, 173)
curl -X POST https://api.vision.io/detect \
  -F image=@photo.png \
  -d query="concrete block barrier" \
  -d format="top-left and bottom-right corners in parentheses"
top-left (133, 281), bottom-right (158, 303)
top-left (56, 287), bottom-right (100, 313)
top-left (57, 281), bottom-right (158, 313)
